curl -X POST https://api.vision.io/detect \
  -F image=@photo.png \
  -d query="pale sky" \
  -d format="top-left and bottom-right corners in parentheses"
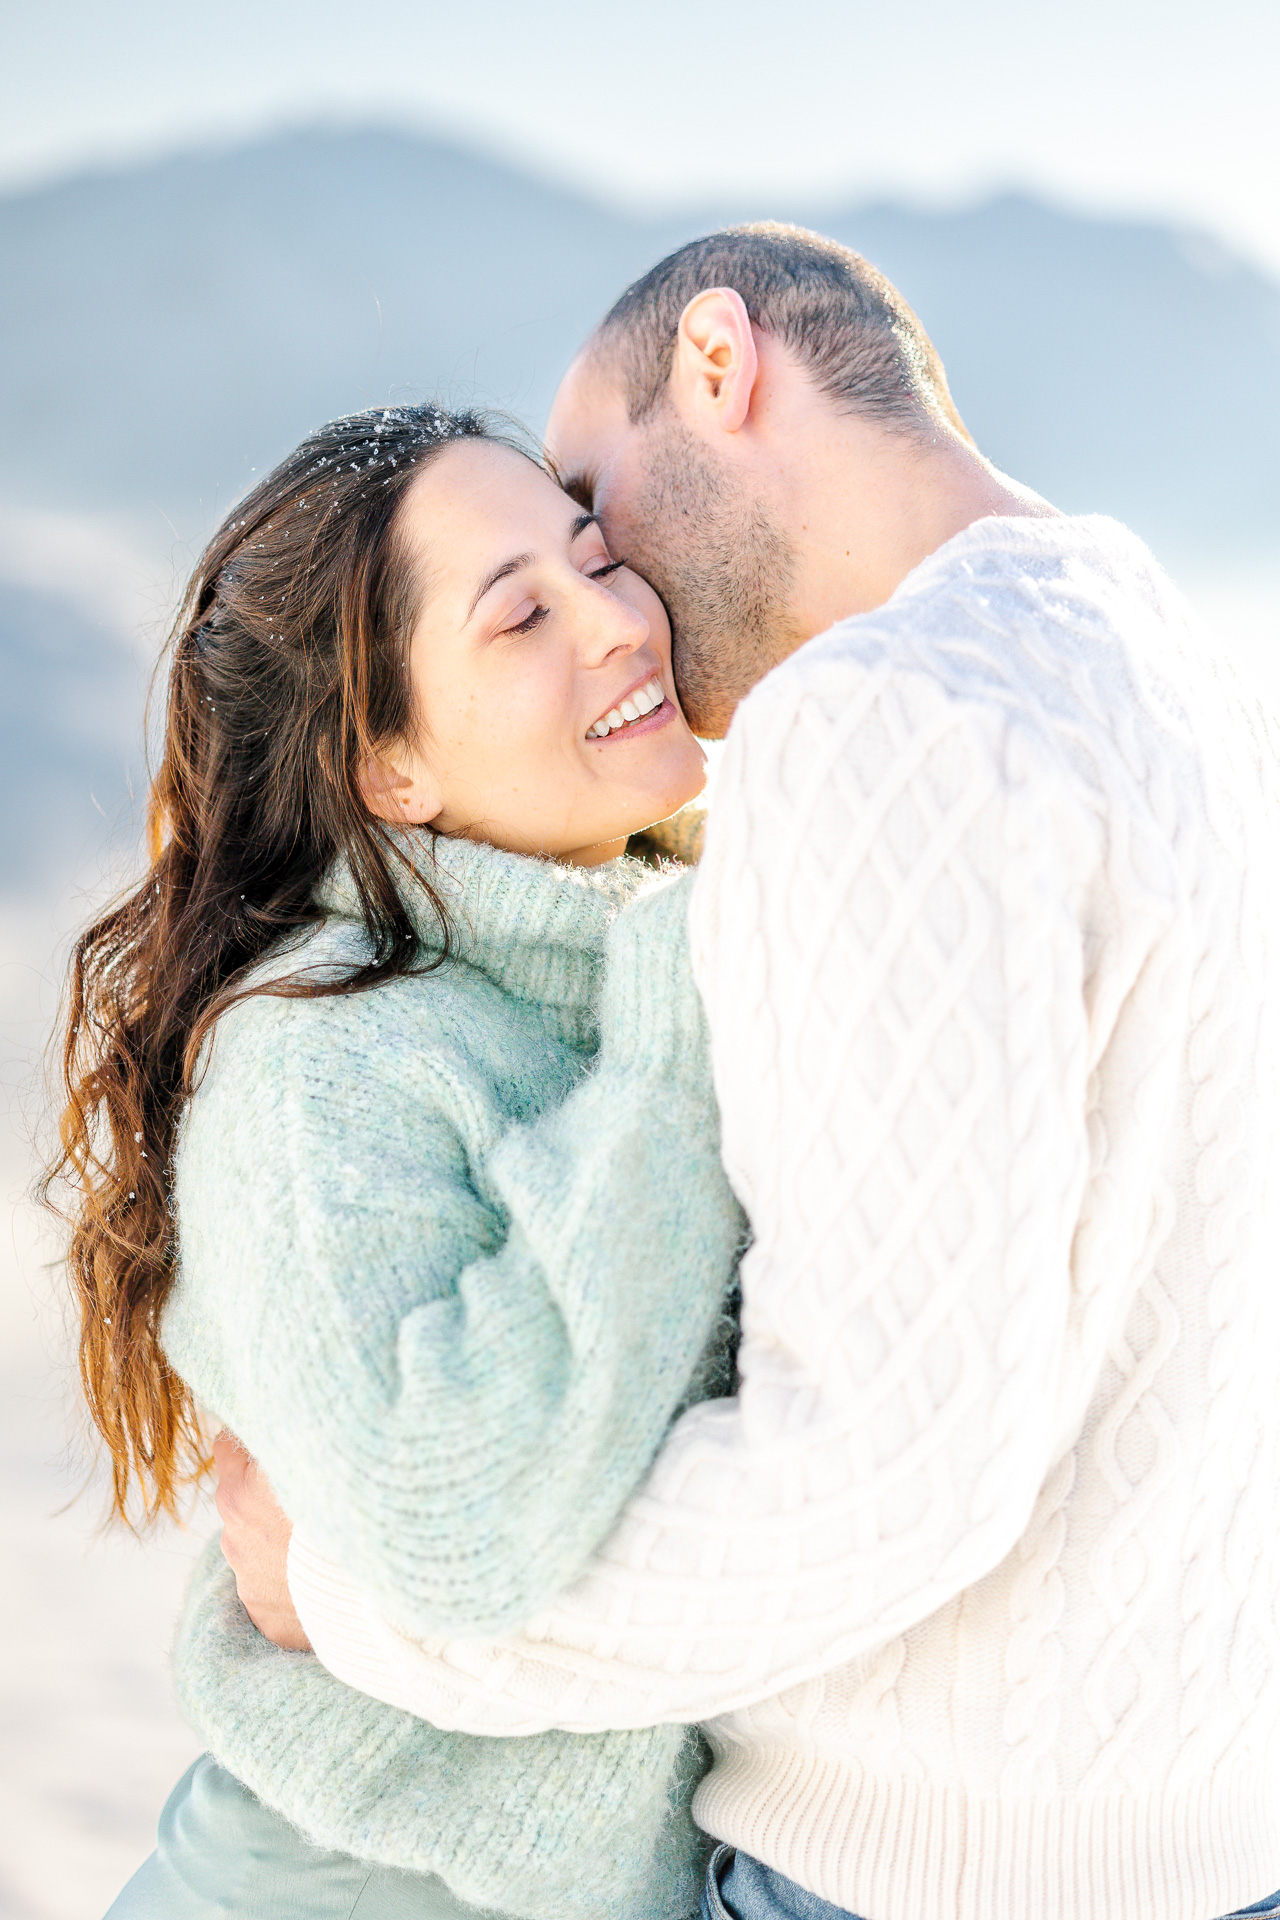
top-left (5, 0), bottom-right (1280, 273)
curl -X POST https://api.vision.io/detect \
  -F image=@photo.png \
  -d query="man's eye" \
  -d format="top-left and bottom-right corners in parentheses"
top-left (587, 559), bottom-right (626, 583)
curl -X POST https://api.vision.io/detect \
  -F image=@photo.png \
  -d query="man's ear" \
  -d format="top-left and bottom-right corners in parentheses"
top-left (672, 288), bottom-right (759, 434)
top-left (357, 747), bottom-right (443, 827)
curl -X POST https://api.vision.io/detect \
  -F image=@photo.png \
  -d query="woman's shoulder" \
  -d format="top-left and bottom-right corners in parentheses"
top-left (165, 928), bottom-right (515, 1366)
top-left (218, 919), bottom-right (490, 1041)
top-left (184, 921), bottom-right (519, 1141)
top-left (184, 908), bottom-right (585, 1155)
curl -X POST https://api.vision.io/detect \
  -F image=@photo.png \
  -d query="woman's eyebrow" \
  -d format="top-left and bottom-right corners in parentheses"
top-left (466, 514), bottom-right (604, 621)
top-left (467, 552), bottom-right (534, 621)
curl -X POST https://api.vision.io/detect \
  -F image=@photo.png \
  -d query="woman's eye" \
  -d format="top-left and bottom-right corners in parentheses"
top-left (502, 603), bottom-right (549, 636)
top-left (498, 559), bottom-right (624, 635)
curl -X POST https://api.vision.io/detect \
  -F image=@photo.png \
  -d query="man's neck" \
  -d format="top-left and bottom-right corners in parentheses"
top-left (782, 418), bottom-right (1059, 645)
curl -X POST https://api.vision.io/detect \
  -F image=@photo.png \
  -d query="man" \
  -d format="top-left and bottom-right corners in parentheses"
top-left (223, 225), bottom-right (1280, 1920)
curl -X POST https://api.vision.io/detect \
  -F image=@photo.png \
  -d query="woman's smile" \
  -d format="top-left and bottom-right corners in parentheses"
top-left (586, 672), bottom-right (672, 741)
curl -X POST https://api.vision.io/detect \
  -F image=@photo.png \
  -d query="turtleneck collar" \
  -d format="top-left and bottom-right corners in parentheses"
top-left (317, 830), bottom-right (655, 1050)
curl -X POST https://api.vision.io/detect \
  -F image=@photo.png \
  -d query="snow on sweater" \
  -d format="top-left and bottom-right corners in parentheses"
top-left (290, 516), bottom-right (1280, 1920)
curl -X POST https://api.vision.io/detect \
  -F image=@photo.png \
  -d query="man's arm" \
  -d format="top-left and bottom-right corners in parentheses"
top-left (287, 651), bottom-right (1117, 1731)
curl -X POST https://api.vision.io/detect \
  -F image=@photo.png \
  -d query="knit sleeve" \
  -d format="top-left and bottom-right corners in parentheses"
top-left (288, 652), bottom-right (1113, 1732)
top-left (169, 872), bottom-right (745, 1641)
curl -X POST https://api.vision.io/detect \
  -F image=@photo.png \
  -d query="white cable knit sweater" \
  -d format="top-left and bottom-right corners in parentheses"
top-left (291, 516), bottom-right (1280, 1920)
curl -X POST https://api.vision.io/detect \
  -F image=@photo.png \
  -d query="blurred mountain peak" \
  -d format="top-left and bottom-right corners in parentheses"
top-left (0, 119), bottom-right (1276, 563)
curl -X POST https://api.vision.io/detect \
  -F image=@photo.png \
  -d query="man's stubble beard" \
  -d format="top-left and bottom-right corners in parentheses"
top-left (623, 415), bottom-right (802, 739)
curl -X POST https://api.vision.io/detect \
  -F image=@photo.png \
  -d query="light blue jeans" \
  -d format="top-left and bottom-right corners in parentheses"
top-left (104, 1755), bottom-right (514, 1919)
top-left (701, 1844), bottom-right (1280, 1920)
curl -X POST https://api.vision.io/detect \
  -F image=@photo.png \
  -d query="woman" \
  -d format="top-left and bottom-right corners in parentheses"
top-left (46, 403), bottom-right (746, 1920)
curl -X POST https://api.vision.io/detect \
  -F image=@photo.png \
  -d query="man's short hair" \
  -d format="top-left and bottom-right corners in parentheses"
top-left (593, 222), bottom-right (969, 439)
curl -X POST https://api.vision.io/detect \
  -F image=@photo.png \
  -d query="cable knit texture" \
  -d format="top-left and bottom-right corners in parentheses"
top-left (290, 517), bottom-right (1280, 1920)
top-left (162, 834), bottom-right (746, 1920)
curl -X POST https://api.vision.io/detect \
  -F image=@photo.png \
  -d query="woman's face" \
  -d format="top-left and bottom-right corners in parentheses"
top-left (370, 440), bottom-right (707, 866)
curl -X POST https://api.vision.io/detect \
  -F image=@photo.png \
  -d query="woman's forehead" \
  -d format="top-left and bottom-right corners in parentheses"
top-left (404, 439), bottom-right (570, 559)
top-left (397, 441), bottom-right (589, 636)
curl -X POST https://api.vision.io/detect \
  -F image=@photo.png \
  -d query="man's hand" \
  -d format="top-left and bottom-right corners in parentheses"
top-left (212, 1431), bottom-right (312, 1652)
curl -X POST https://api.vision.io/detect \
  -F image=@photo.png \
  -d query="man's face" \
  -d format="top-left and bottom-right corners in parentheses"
top-left (546, 352), bottom-right (799, 739)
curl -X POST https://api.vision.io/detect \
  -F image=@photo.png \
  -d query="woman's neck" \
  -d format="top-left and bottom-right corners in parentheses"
top-left (561, 836), bottom-right (629, 868)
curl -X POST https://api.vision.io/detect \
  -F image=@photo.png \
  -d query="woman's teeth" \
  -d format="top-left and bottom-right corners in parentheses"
top-left (587, 676), bottom-right (665, 739)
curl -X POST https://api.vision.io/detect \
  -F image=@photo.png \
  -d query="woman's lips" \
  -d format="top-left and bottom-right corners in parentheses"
top-left (587, 696), bottom-right (675, 744)
top-left (586, 672), bottom-right (666, 738)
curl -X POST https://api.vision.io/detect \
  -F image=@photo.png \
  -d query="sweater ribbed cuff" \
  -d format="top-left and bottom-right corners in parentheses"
top-left (597, 873), bottom-right (708, 1080)
top-left (288, 1529), bottom-right (425, 1715)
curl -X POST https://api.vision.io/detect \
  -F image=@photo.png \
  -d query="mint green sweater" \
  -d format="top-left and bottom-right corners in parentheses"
top-left (162, 833), bottom-right (745, 1920)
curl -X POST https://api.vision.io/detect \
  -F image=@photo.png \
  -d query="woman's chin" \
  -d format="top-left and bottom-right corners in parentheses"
top-left (630, 767), bottom-right (707, 834)
top-left (641, 736), bottom-right (707, 814)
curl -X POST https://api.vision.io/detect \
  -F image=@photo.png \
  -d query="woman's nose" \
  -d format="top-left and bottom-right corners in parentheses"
top-left (577, 577), bottom-right (649, 666)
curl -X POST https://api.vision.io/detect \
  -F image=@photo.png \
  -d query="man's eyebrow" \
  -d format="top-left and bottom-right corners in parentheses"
top-left (467, 552), bottom-right (534, 622)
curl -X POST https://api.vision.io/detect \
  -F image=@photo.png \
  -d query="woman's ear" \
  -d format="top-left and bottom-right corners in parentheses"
top-left (672, 288), bottom-right (759, 434)
top-left (357, 748), bottom-right (443, 827)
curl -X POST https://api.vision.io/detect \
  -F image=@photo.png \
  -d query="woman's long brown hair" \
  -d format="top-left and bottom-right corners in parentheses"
top-left (42, 402), bottom-right (519, 1527)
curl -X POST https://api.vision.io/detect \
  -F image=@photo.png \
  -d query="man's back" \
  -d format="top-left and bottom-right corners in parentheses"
top-left (278, 513), bottom-right (1280, 1920)
top-left (684, 512), bottom-right (1280, 1920)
